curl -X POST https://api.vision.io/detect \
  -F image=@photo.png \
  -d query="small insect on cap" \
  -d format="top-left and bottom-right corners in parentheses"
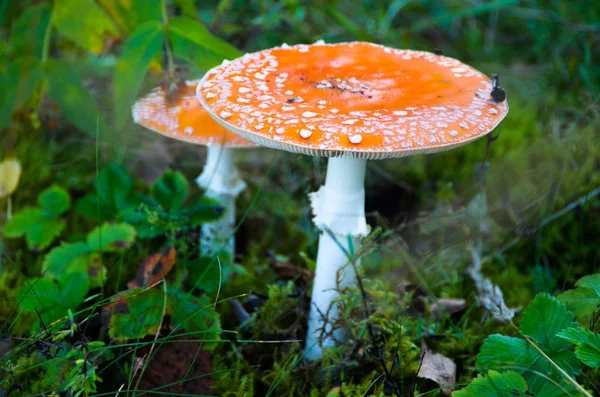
top-left (198, 42), bottom-right (508, 159)
top-left (132, 80), bottom-right (256, 148)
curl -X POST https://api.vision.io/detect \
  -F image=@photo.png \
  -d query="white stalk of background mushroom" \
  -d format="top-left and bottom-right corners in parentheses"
top-left (196, 144), bottom-right (246, 256)
top-left (304, 156), bottom-right (369, 361)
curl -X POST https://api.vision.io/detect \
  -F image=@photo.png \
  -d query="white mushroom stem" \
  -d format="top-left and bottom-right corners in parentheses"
top-left (305, 157), bottom-right (370, 361)
top-left (196, 145), bottom-right (246, 257)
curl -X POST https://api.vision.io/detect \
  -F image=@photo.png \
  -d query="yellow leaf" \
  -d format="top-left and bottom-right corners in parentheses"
top-left (0, 159), bottom-right (22, 199)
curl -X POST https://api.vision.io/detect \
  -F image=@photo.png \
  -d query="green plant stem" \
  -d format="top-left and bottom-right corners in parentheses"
top-left (511, 322), bottom-right (593, 397)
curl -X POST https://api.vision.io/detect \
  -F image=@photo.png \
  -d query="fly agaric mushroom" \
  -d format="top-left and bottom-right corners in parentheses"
top-left (196, 42), bottom-right (509, 360)
top-left (132, 80), bottom-right (256, 257)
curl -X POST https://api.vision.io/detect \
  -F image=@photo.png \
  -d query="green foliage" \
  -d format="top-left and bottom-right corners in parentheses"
top-left (18, 273), bottom-right (89, 324)
top-left (113, 21), bottom-right (164, 129)
top-left (86, 222), bottom-right (136, 251)
top-left (52, 0), bottom-right (119, 54)
top-left (477, 294), bottom-right (583, 396)
top-left (108, 286), bottom-right (221, 347)
top-left (0, 58), bottom-right (43, 127)
top-left (168, 16), bottom-right (241, 68)
top-left (170, 290), bottom-right (221, 349)
top-left (8, 3), bottom-right (50, 60)
top-left (76, 165), bottom-right (223, 238)
top-left (558, 328), bottom-right (600, 369)
top-left (45, 59), bottom-right (106, 136)
top-left (4, 185), bottom-right (70, 250)
top-left (42, 222), bottom-right (135, 286)
top-left (109, 287), bottom-right (165, 341)
top-left (454, 370), bottom-right (528, 397)
top-left (152, 169), bottom-right (188, 210)
top-left (558, 274), bottom-right (600, 318)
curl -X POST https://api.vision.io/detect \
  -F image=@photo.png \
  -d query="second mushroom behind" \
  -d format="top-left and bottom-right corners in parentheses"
top-left (132, 80), bottom-right (256, 258)
top-left (196, 41), bottom-right (509, 360)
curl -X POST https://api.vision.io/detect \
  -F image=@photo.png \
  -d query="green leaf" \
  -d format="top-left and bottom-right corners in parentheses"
top-left (184, 256), bottom-right (223, 294)
top-left (453, 370), bottom-right (527, 397)
top-left (152, 170), bottom-right (188, 210)
top-left (52, 0), bottom-right (119, 54)
top-left (181, 197), bottom-right (225, 225)
top-left (45, 59), bottom-right (106, 137)
top-left (477, 294), bottom-right (582, 396)
top-left (95, 164), bottom-right (134, 211)
top-left (8, 3), bottom-right (51, 59)
top-left (519, 293), bottom-right (578, 353)
top-left (173, 0), bottom-right (198, 18)
top-left (86, 223), bottom-right (136, 252)
top-left (113, 21), bottom-right (164, 129)
top-left (43, 242), bottom-right (92, 279)
top-left (558, 328), bottom-right (600, 369)
top-left (0, 58), bottom-right (43, 128)
top-left (96, 0), bottom-right (134, 34)
top-left (19, 273), bottom-right (89, 324)
top-left (131, 0), bottom-right (162, 26)
top-left (558, 274), bottom-right (600, 318)
top-left (74, 193), bottom-right (116, 220)
top-left (38, 185), bottom-right (71, 217)
top-left (4, 208), bottom-right (65, 251)
top-left (168, 16), bottom-right (241, 69)
top-left (108, 288), bottom-right (166, 341)
top-left (171, 292), bottom-right (221, 349)
top-left (477, 334), bottom-right (581, 397)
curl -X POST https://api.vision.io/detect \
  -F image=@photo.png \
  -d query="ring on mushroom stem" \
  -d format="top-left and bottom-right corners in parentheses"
top-left (196, 41), bottom-right (509, 360)
top-left (132, 80), bottom-right (256, 258)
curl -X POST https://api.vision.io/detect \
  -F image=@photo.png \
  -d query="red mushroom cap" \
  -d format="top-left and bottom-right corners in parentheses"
top-left (133, 80), bottom-right (255, 148)
top-left (197, 42), bottom-right (508, 158)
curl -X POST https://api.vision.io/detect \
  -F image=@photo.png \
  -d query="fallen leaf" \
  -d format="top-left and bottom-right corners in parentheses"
top-left (418, 342), bottom-right (456, 395)
top-left (429, 298), bottom-right (468, 318)
top-left (127, 246), bottom-right (176, 289)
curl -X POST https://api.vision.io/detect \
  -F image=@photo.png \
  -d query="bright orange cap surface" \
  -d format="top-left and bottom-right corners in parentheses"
top-left (132, 80), bottom-right (255, 148)
top-left (198, 42), bottom-right (508, 158)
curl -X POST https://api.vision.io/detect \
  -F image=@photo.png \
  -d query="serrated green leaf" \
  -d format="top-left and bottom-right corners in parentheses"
top-left (114, 21), bottom-right (164, 129)
top-left (477, 334), bottom-right (581, 396)
top-left (74, 193), bottom-right (116, 220)
top-left (43, 242), bottom-right (92, 279)
top-left (184, 256), bottom-right (221, 294)
top-left (0, 57), bottom-right (43, 128)
top-left (108, 287), bottom-right (167, 341)
top-left (168, 16), bottom-right (241, 69)
top-left (53, 0), bottom-right (119, 54)
top-left (558, 328), bottom-right (600, 368)
top-left (86, 223), bottom-right (136, 252)
top-left (477, 294), bottom-right (583, 396)
top-left (152, 170), bottom-right (188, 210)
top-left (19, 273), bottom-right (89, 324)
top-left (95, 164), bottom-right (134, 211)
top-left (520, 293), bottom-right (578, 353)
top-left (181, 197), bottom-right (225, 225)
top-left (171, 292), bottom-right (221, 349)
top-left (559, 274), bottom-right (600, 318)
top-left (8, 3), bottom-right (51, 59)
top-left (4, 207), bottom-right (43, 237)
top-left (4, 207), bottom-right (65, 251)
top-left (38, 185), bottom-right (71, 217)
top-left (453, 370), bottom-right (527, 397)
top-left (45, 59), bottom-right (106, 137)
top-left (575, 274), bottom-right (600, 293)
